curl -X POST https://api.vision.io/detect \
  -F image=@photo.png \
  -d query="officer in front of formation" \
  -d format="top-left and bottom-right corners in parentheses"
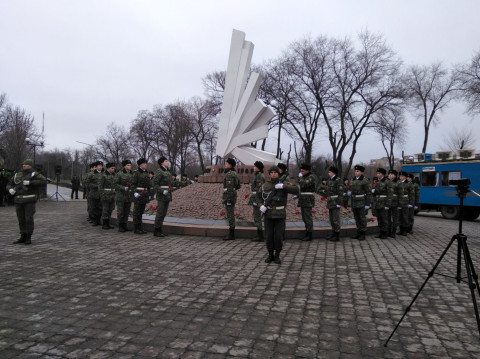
top-left (372, 168), bottom-right (393, 239)
top-left (222, 157), bottom-right (241, 241)
top-left (7, 159), bottom-right (47, 245)
top-left (298, 163), bottom-right (317, 241)
top-left (99, 162), bottom-right (116, 229)
top-left (131, 158), bottom-right (151, 234)
top-left (249, 161), bottom-right (265, 242)
top-left (349, 165), bottom-right (371, 241)
top-left (326, 166), bottom-right (344, 241)
top-left (114, 160), bottom-right (133, 232)
top-left (153, 156), bottom-right (173, 238)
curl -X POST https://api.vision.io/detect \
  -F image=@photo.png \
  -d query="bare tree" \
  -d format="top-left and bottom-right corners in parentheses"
top-left (406, 62), bottom-right (460, 153)
top-left (202, 71), bottom-right (225, 113)
top-left (95, 122), bottom-right (133, 165)
top-left (443, 127), bottom-right (476, 152)
top-left (372, 107), bottom-right (407, 170)
top-left (457, 51), bottom-right (480, 116)
top-left (130, 110), bottom-right (158, 162)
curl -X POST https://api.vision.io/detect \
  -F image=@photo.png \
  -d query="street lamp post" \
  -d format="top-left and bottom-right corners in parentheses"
top-left (25, 138), bottom-right (44, 167)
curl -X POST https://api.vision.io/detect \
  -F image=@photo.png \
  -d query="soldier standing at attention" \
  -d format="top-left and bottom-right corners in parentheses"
top-left (7, 159), bottom-right (47, 245)
top-left (277, 163), bottom-right (289, 183)
top-left (99, 163), bottom-right (116, 229)
top-left (88, 161), bottom-right (104, 226)
top-left (397, 171), bottom-right (414, 236)
top-left (298, 163), bottom-right (317, 241)
top-left (371, 168), bottom-right (393, 239)
top-left (258, 166), bottom-right (299, 264)
top-left (0, 168), bottom-right (8, 206)
top-left (222, 157), bottom-right (241, 241)
top-left (131, 158), bottom-right (151, 234)
top-left (153, 156), bottom-right (173, 238)
top-left (84, 163), bottom-right (95, 222)
top-left (407, 174), bottom-right (420, 234)
top-left (349, 165), bottom-right (371, 241)
top-left (250, 161), bottom-right (266, 242)
top-left (114, 160), bottom-right (133, 232)
top-left (326, 166), bottom-right (344, 242)
top-left (387, 170), bottom-right (399, 238)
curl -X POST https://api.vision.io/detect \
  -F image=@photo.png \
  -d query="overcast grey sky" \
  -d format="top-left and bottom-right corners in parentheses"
top-left (1, 0), bottom-right (479, 163)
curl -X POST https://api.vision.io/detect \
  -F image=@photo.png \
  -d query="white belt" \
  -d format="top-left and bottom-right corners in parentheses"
top-left (251, 191), bottom-right (256, 194)
top-left (403, 195), bottom-right (409, 197)
top-left (267, 206), bottom-right (285, 210)
top-left (17, 194), bottom-right (36, 199)
top-left (223, 188), bottom-right (236, 192)
top-left (103, 188), bottom-right (114, 192)
top-left (300, 192), bottom-right (314, 195)
top-left (328, 195), bottom-right (338, 199)
top-left (160, 186), bottom-right (170, 189)
top-left (379, 195), bottom-right (387, 198)
top-left (353, 194), bottom-right (365, 198)
top-left (136, 187), bottom-right (147, 191)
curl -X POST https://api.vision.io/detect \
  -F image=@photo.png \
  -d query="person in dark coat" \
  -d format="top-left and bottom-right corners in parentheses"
top-left (71, 175), bottom-right (80, 199)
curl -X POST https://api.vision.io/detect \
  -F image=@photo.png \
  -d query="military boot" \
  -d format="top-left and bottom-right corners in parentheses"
top-left (154, 227), bottom-right (166, 237)
top-left (24, 234), bottom-right (32, 245)
top-left (123, 223), bottom-right (131, 232)
top-left (13, 233), bottom-right (27, 244)
top-left (408, 225), bottom-right (413, 234)
top-left (134, 224), bottom-right (147, 234)
top-left (274, 250), bottom-right (282, 264)
top-left (92, 217), bottom-right (101, 226)
top-left (102, 219), bottom-right (114, 230)
top-left (223, 228), bottom-right (235, 241)
top-left (351, 231), bottom-right (361, 239)
top-left (301, 231), bottom-right (313, 241)
top-left (251, 229), bottom-right (264, 242)
top-left (389, 228), bottom-right (396, 238)
top-left (375, 231), bottom-right (383, 238)
top-left (357, 231), bottom-right (366, 241)
top-left (118, 222), bottom-right (126, 233)
top-left (327, 231), bottom-right (339, 242)
top-left (265, 251), bottom-right (274, 263)
top-left (398, 227), bottom-right (408, 236)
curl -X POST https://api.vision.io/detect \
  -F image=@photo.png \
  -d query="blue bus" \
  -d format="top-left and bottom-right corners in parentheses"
top-left (401, 160), bottom-right (480, 220)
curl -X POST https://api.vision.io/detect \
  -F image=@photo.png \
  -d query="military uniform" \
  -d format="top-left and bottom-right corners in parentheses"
top-left (349, 166), bottom-right (372, 240)
top-left (7, 159), bottom-right (47, 244)
top-left (114, 161), bottom-right (133, 232)
top-left (131, 159), bottom-right (151, 234)
top-left (0, 169), bottom-right (9, 206)
top-left (153, 157), bottom-right (173, 237)
top-left (397, 172), bottom-right (414, 235)
top-left (298, 164), bottom-right (317, 241)
top-left (99, 163), bottom-right (116, 229)
top-left (179, 175), bottom-right (190, 187)
top-left (372, 168), bottom-right (393, 239)
top-left (249, 161), bottom-right (266, 242)
top-left (222, 158), bottom-right (241, 240)
top-left (258, 166), bottom-right (299, 264)
top-left (278, 163), bottom-right (289, 183)
top-left (408, 175), bottom-right (420, 233)
top-left (326, 167), bottom-right (344, 241)
top-left (86, 162), bottom-right (104, 226)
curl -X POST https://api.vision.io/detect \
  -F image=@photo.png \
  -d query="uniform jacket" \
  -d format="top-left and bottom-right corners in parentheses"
top-left (397, 180), bottom-right (414, 207)
top-left (222, 169), bottom-right (240, 205)
top-left (298, 172), bottom-right (317, 208)
top-left (326, 175), bottom-right (344, 209)
top-left (99, 171), bottom-right (116, 202)
top-left (86, 170), bottom-right (102, 200)
top-left (258, 179), bottom-right (299, 219)
top-left (114, 169), bottom-right (133, 203)
top-left (389, 179), bottom-right (400, 208)
top-left (153, 167), bottom-right (173, 202)
top-left (412, 181), bottom-right (420, 206)
top-left (372, 177), bottom-right (393, 209)
top-left (248, 171), bottom-right (265, 206)
top-left (350, 175), bottom-right (372, 209)
top-left (131, 168), bottom-right (151, 203)
top-left (6, 168), bottom-right (47, 204)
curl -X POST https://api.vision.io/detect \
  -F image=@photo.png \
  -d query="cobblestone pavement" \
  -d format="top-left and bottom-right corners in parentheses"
top-left (1, 201), bottom-right (479, 358)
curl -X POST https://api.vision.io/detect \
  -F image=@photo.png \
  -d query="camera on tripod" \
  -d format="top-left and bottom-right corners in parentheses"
top-left (449, 178), bottom-right (471, 197)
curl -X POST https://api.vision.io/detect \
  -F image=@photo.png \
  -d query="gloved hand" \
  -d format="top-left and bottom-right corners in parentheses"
top-left (385, 207), bottom-right (389, 210)
top-left (298, 173), bottom-right (303, 178)
top-left (397, 206), bottom-right (402, 210)
top-left (336, 204), bottom-right (341, 208)
top-left (124, 186), bottom-right (129, 192)
top-left (252, 202), bottom-right (257, 206)
top-left (163, 190), bottom-right (168, 195)
top-left (275, 183), bottom-right (283, 189)
top-left (414, 206), bottom-right (418, 210)
top-left (23, 180), bottom-right (30, 186)
top-left (371, 188), bottom-right (376, 193)
top-left (260, 205), bottom-right (267, 213)
top-left (408, 204), bottom-right (413, 208)
top-left (365, 205), bottom-right (370, 210)
top-left (9, 188), bottom-right (16, 195)
top-left (347, 191), bottom-right (352, 196)
top-left (292, 195), bottom-right (298, 200)
top-left (134, 192), bottom-right (140, 198)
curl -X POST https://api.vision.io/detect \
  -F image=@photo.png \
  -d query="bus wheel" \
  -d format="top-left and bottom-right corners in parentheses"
top-left (440, 205), bottom-right (459, 219)
top-left (464, 208), bottom-right (480, 221)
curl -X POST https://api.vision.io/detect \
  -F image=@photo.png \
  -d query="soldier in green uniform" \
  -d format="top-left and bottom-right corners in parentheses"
top-left (99, 162), bottom-right (116, 229)
top-left (0, 168), bottom-right (9, 206)
top-left (114, 160), bottom-right (133, 232)
top-left (298, 163), bottom-right (317, 241)
top-left (258, 166), bottom-right (299, 264)
top-left (180, 174), bottom-right (190, 187)
top-left (7, 159), bottom-right (47, 245)
top-left (316, 178), bottom-right (328, 197)
top-left (277, 163), bottom-right (289, 183)
top-left (326, 166), bottom-right (344, 241)
top-left (249, 161), bottom-right (266, 242)
top-left (222, 157), bottom-right (241, 240)
top-left (349, 165), bottom-right (372, 241)
top-left (371, 168), bottom-right (393, 239)
top-left (407, 174), bottom-right (420, 234)
top-left (397, 171), bottom-right (414, 236)
top-left (153, 156), bottom-right (173, 237)
top-left (87, 161), bottom-right (104, 226)
top-left (84, 163), bottom-right (96, 222)
top-left (171, 173), bottom-right (179, 190)
top-left (131, 158), bottom-right (151, 234)
top-left (387, 169), bottom-right (400, 238)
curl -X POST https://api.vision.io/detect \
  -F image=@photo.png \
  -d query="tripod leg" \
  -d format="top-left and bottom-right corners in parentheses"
top-left (384, 235), bottom-right (457, 346)
top-left (459, 235), bottom-right (480, 336)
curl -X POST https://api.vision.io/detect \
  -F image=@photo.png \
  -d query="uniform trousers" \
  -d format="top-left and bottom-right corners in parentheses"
top-left (116, 201), bottom-right (132, 224)
top-left (399, 206), bottom-right (409, 228)
top-left (329, 207), bottom-right (341, 232)
top-left (132, 198), bottom-right (148, 224)
top-left (16, 202), bottom-right (36, 234)
top-left (408, 207), bottom-right (415, 227)
top-left (225, 202), bottom-right (236, 229)
top-left (388, 207), bottom-right (399, 232)
top-left (301, 206), bottom-right (313, 232)
top-left (252, 204), bottom-right (262, 230)
top-left (376, 207), bottom-right (388, 232)
top-left (264, 217), bottom-right (285, 252)
top-left (101, 200), bottom-right (115, 220)
top-left (352, 206), bottom-right (367, 232)
top-left (154, 201), bottom-right (170, 228)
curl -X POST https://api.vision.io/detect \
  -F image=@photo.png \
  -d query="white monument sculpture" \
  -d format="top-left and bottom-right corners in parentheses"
top-left (215, 29), bottom-right (277, 166)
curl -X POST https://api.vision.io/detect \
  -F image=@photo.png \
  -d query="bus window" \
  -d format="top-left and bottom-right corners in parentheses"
top-left (441, 171), bottom-right (461, 186)
top-left (421, 172), bottom-right (438, 187)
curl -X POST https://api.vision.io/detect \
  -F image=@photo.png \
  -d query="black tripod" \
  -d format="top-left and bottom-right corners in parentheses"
top-left (48, 174), bottom-right (66, 202)
top-left (385, 184), bottom-right (480, 346)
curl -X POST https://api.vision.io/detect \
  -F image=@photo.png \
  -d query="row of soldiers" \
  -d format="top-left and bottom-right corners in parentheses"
top-left (82, 157), bottom-right (193, 236)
